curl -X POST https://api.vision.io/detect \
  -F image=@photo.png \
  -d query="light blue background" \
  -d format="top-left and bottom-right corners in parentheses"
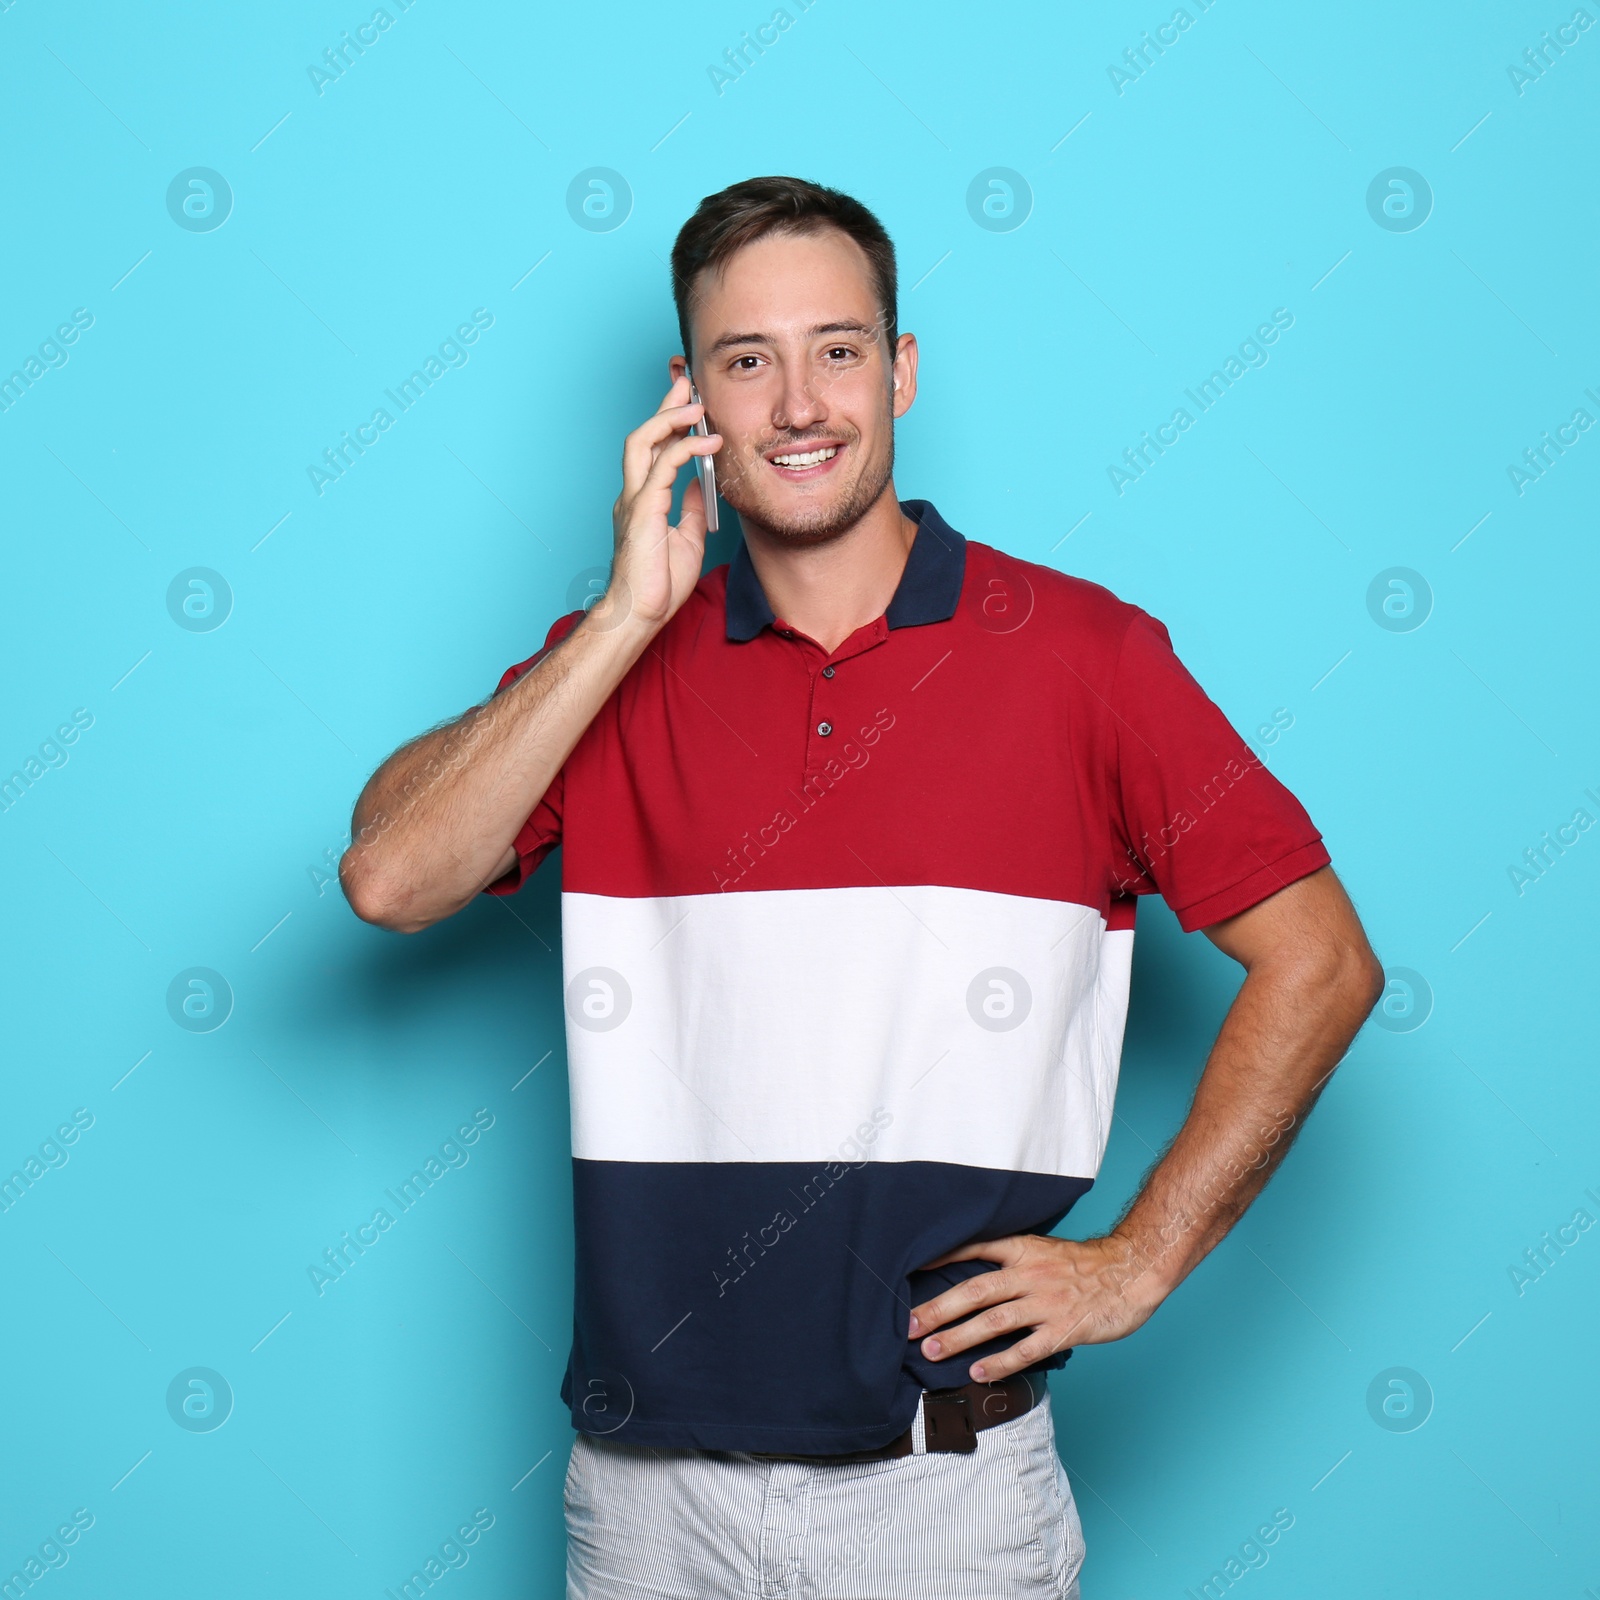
top-left (2, 0), bottom-right (1597, 1594)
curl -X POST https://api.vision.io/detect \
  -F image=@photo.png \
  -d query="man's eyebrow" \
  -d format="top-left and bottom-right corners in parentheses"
top-left (705, 330), bottom-right (771, 355)
top-left (703, 320), bottom-right (882, 356)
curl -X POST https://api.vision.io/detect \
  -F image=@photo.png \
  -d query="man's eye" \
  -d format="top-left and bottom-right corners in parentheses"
top-left (733, 355), bottom-right (762, 370)
top-left (826, 346), bottom-right (853, 360)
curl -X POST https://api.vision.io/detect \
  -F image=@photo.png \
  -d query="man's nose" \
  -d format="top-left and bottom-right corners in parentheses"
top-left (773, 371), bottom-right (824, 431)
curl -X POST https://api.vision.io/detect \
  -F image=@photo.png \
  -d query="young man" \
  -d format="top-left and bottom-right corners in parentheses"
top-left (341, 176), bottom-right (1384, 1599)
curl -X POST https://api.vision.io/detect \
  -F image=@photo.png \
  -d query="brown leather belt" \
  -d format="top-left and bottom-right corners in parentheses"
top-left (750, 1374), bottom-right (1042, 1464)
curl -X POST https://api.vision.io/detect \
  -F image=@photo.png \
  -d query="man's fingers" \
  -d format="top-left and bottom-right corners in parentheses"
top-left (620, 403), bottom-right (704, 500)
top-left (917, 1237), bottom-right (1018, 1272)
top-left (615, 435), bottom-right (721, 587)
top-left (620, 400), bottom-right (707, 499)
top-left (908, 1263), bottom-right (1020, 1340)
top-left (635, 430), bottom-right (721, 505)
top-left (655, 374), bottom-right (692, 414)
top-left (908, 1235), bottom-right (1027, 1337)
top-left (916, 1296), bottom-right (1031, 1362)
top-left (907, 1236), bottom-right (1158, 1381)
top-left (967, 1333), bottom-right (1054, 1385)
top-left (674, 474), bottom-right (708, 543)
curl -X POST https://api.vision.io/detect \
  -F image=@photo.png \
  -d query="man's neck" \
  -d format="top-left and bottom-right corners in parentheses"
top-left (740, 484), bottom-right (918, 654)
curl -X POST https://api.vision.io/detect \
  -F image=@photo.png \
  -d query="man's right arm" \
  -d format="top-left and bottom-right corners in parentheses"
top-left (339, 374), bottom-right (721, 934)
top-left (339, 607), bottom-right (653, 933)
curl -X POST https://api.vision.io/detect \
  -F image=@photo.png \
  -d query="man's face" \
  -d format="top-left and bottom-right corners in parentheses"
top-left (672, 228), bottom-right (917, 545)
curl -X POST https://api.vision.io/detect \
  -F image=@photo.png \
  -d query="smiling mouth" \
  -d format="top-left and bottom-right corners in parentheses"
top-left (767, 444), bottom-right (842, 472)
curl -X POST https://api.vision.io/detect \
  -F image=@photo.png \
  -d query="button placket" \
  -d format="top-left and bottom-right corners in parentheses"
top-left (806, 656), bottom-right (844, 770)
top-left (781, 617), bottom-right (885, 780)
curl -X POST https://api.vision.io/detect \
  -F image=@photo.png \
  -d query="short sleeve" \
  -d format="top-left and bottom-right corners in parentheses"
top-left (1105, 611), bottom-right (1330, 932)
top-left (481, 609), bottom-right (586, 897)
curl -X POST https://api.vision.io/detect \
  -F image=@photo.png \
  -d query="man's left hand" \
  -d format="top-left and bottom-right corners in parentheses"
top-left (907, 1233), bottom-right (1164, 1383)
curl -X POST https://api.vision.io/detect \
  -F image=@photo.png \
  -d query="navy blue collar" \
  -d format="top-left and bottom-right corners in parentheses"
top-left (724, 499), bottom-right (967, 642)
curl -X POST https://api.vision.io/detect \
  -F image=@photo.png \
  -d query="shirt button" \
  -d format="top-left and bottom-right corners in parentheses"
top-left (822, 665), bottom-right (835, 678)
top-left (817, 721), bottom-right (833, 737)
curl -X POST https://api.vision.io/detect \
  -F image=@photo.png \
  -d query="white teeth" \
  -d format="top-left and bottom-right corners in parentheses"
top-left (771, 446), bottom-right (839, 468)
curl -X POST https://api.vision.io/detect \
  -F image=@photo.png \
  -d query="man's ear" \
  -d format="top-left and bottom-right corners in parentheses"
top-left (891, 332), bottom-right (918, 417)
top-left (668, 354), bottom-right (689, 384)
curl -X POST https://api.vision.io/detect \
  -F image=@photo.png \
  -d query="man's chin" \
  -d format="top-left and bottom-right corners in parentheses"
top-left (730, 474), bottom-right (892, 547)
top-left (746, 506), bottom-right (858, 547)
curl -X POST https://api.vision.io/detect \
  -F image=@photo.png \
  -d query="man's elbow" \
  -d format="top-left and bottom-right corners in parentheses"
top-left (1272, 915), bottom-right (1385, 1019)
top-left (1325, 936), bottom-right (1387, 1026)
top-left (340, 853), bottom-right (431, 934)
top-left (1356, 948), bottom-right (1387, 1015)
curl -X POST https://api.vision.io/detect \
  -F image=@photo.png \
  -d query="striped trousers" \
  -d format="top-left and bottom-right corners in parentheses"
top-left (565, 1391), bottom-right (1085, 1599)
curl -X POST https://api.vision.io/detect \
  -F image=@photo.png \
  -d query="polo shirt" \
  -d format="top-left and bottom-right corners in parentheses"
top-left (485, 498), bottom-right (1330, 1453)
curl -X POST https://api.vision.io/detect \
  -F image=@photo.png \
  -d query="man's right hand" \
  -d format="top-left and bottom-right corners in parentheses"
top-left (605, 374), bottom-right (723, 631)
top-left (339, 378), bottom-right (721, 933)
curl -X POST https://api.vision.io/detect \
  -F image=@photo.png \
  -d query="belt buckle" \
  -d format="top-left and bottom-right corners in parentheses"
top-left (921, 1389), bottom-right (977, 1454)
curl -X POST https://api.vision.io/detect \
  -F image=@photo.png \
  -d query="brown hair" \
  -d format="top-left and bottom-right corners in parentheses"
top-left (669, 176), bottom-right (898, 364)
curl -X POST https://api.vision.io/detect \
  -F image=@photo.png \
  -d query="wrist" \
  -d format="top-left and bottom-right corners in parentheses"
top-left (1102, 1226), bottom-right (1182, 1316)
top-left (575, 584), bottom-right (665, 652)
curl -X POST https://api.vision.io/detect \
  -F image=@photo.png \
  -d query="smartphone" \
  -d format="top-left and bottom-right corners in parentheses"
top-left (686, 373), bottom-right (719, 533)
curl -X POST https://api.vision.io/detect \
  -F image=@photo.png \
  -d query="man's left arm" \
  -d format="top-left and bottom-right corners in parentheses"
top-left (907, 864), bottom-right (1385, 1380)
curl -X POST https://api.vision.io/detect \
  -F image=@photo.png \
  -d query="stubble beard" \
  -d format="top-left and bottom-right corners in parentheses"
top-left (719, 422), bottom-right (896, 550)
